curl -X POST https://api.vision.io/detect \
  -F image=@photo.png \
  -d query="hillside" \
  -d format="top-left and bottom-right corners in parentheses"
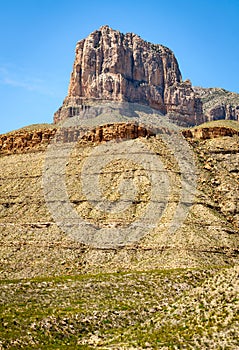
top-left (0, 112), bottom-right (238, 280)
top-left (1, 110), bottom-right (239, 350)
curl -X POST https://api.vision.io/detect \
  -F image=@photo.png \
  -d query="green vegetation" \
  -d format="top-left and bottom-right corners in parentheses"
top-left (0, 266), bottom-right (238, 349)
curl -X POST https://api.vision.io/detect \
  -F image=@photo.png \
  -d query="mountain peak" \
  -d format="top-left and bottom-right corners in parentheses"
top-left (54, 26), bottom-right (204, 125)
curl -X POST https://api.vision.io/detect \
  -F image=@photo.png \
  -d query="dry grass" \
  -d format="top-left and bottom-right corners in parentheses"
top-left (193, 119), bottom-right (239, 131)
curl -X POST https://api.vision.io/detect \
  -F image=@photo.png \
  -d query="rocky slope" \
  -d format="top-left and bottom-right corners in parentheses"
top-left (184, 121), bottom-right (239, 230)
top-left (0, 116), bottom-right (238, 350)
top-left (54, 25), bottom-right (203, 126)
top-left (0, 118), bottom-right (238, 279)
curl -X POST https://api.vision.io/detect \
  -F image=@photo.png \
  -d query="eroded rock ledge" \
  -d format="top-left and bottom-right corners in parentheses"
top-left (1, 123), bottom-right (239, 155)
top-left (183, 126), bottom-right (239, 140)
top-left (0, 128), bottom-right (57, 155)
top-left (0, 123), bottom-right (157, 155)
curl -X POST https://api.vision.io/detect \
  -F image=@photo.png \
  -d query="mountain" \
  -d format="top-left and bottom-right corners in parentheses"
top-left (0, 26), bottom-right (238, 349)
top-left (54, 26), bottom-right (239, 127)
top-left (54, 25), bottom-right (204, 126)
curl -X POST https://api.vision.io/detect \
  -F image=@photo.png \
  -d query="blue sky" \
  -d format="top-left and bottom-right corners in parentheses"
top-left (0, 0), bottom-right (238, 133)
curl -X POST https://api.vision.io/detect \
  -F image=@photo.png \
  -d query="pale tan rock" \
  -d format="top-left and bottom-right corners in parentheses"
top-left (182, 126), bottom-right (239, 140)
top-left (0, 128), bottom-right (57, 154)
top-left (0, 125), bottom-right (239, 279)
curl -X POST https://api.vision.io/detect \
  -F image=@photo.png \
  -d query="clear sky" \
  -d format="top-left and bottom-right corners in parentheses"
top-left (0, 0), bottom-right (238, 134)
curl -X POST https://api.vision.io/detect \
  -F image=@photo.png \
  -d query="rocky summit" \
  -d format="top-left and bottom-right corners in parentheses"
top-left (54, 26), bottom-right (239, 127)
top-left (54, 25), bottom-right (204, 126)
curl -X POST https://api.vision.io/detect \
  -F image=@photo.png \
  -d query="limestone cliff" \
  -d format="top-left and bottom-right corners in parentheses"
top-left (194, 87), bottom-right (239, 122)
top-left (54, 26), bottom-right (203, 126)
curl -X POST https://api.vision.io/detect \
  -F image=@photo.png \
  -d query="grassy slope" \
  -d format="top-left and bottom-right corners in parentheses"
top-left (1, 118), bottom-right (239, 348)
top-left (0, 266), bottom-right (238, 349)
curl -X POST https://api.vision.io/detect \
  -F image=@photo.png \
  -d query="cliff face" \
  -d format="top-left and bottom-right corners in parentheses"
top-left (194, 87), bottom-right (239, 122)
top-left (0, 127), bottom-right (56, 155)
top-left (183, 126), bottom-right (239, 140)
top-left (0, 123), bottom-right (155, 155)
top-left (54, 26), bottom-right (203, 126)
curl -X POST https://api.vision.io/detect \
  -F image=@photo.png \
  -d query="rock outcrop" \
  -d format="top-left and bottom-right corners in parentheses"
top-left (0, 127), bottom-right (57, 155)
top-left (183, 126), bottom-right (239, 140)
top-left (54, 26), bottom-right (203, 126)
top-left (0, 123), bottom-right (157, 155)
top-left (194, 87), bottom-right (239, 122)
